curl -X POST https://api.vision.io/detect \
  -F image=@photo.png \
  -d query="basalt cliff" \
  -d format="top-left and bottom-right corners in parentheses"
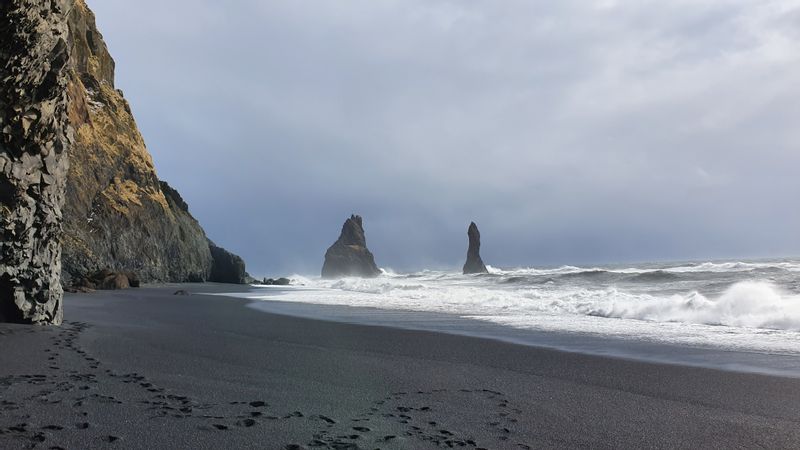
top-left (0, 0), bottom-right (72, 324)
top-left (1, 0), bottom-right (247, 325)
top-left (61, 0), bottom-right (245, 284)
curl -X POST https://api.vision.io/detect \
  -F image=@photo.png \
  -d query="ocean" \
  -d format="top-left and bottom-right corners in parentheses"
top-left (221, 259), bottom-right (800, 376)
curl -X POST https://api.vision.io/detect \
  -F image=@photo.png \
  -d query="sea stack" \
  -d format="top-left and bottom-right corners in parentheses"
top-left (322, 215), bottom-right (381, 279)
top-left (0, 0), bottom-right (72, 325)
top-left (463, 222), bottom-right (488, 274)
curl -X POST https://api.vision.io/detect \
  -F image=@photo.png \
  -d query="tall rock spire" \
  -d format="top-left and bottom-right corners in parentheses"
top-left (463, 222), bottom-right (488, 275)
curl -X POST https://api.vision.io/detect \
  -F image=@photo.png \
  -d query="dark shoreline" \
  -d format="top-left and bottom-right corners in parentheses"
top-left (1, 284), bottom-right (799, 449)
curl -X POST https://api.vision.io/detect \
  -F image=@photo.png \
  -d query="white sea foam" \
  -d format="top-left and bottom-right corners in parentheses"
top-left (562, 281), bottom-right (800, 330)
top-left (492, 261), bottom-right (800, 276)
top-left (234, 260), bottom-right (800, 354)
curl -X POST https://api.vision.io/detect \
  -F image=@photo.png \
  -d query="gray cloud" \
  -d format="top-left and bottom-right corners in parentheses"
top-left (89, 0), bottom-right (800, 275)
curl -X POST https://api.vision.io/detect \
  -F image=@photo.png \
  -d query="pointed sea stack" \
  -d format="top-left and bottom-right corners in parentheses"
top-left (0, 0), bottom-right (73, 325)
top-left (463, 222), bottom-right (488, 274)
top-left (322, 215), bottom-right (381, 279)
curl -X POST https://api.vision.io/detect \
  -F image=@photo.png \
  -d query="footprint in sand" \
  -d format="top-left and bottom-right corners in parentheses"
top-left (317, 415), bottom-right (336, 424)
top-left (235, 418), bottom-right (257, 427)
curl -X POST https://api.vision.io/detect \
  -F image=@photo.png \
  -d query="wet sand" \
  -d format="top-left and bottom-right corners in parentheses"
top-left (1, 284), bottom-right (800, 449)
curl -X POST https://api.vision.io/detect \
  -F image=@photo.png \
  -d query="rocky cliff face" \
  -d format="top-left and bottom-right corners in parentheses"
top-left (60, 0), bottom-right (244, 284)
top-left (209, 243), bottom-right (247, 284)
top-left (0, 0), bottom-right (72, 324)
top-left (463, 222), bottom-right (488, 274)
top-left (322, 215), bottom-right (381, 279)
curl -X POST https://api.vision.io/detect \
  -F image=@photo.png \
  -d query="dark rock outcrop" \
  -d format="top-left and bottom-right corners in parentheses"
top-left (463, 222), bottom-right (488, 274)
top-left (243, 273), bottom-right (259, 284)
top-left (67, 268), bottom-right (140, 292)
top-left (208, 242), bottom-right (247, 284)
top-left (322, 215), bottom-right (381, 279)
top-left (0, 0), bottom-right (73, 325)
top-left (263, 277), bottom-right (291, 286)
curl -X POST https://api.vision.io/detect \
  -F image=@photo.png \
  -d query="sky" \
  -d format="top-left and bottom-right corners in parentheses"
top-left (88, 0), bottom-right (800, 276)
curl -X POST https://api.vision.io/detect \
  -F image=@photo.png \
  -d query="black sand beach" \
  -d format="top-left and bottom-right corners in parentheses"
top-left (2, 285), bottom-right (800, 449)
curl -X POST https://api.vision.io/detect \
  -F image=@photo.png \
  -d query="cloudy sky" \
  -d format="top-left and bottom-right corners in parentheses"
top-left (89, 0), bottom-right (800, 276)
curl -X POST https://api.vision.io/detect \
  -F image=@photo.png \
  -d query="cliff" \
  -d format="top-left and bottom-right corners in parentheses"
top-left (0, 0), bottom-right (72, 324)
top-left (209, 243), bottom-right (247, 284)
top-left (322, 215), bottom-right (381, 279)
top-left (60, 0), bottom-right (244, 284)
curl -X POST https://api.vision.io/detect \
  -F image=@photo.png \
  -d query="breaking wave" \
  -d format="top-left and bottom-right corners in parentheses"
top-left (575, 281), bottom-right (800, 331)
top-left (490, 261), bottom-right (800, 277)
top-left (624, 270), bottom-right (681, 282)
top-left (283, 271), bottom-right (800, 332)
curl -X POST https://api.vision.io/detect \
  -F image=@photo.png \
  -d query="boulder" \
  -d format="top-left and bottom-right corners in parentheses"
top-left (124, 271), bottom-right (141, 288)
top-left (68, 268), bottom-right (139, 291)
top-left (208, 242), bottom-right (247, 284)
top-left (0, 0), bottom-right (72, 325)
top-left (462, 222), bottom-right (488, 274)
top-left (321, 215), bottom-right (381, 279)
top-left (263, 277), bottom-right (291, 286)
top-left (243, 272), bottom-right (260, 284)
top-left (101, 273), bottom-right (129, 290)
